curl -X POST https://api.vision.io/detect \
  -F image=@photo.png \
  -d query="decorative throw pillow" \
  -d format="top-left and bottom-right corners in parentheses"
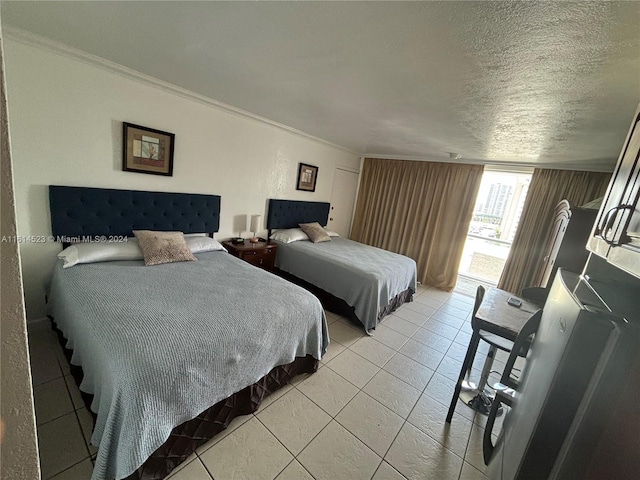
top-left (299, 222), bottom-right (331, 243)
top-left (133, 230), bottom-right (197, 266)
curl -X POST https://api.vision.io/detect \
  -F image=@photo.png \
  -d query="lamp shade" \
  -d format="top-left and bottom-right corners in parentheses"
top-left (250, 214), bottom-right (262, 233)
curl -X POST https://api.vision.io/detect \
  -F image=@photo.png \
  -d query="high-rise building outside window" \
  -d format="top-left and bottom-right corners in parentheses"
top-left (459, 170), bottom-right (532, 283)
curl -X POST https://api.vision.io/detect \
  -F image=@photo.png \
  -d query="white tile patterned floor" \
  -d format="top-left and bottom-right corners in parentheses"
top-left (29, 281), bottom-right (509, 480)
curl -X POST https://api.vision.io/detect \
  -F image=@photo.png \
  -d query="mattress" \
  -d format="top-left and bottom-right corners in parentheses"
top-left (46, 251), bottom-right (327, 480)
top-left (273, 237), bottom-right (417, 332)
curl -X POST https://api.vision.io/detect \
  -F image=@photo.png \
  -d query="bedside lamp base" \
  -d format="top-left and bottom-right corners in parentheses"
top-left (249, 237), bottom-right (259, 243)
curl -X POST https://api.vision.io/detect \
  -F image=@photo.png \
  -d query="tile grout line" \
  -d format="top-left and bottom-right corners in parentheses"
top-left (314, 299), bottom-right (470, 477)
top-left (33, 381), bottom-right (77, 429)
top-left (291, 379), bottom-right (388, 479)
top-left (252, 413), bottom-right (323, 480)
top-left (377, 308), bottom-right (475, 464)
top-left (30, 329), bottom-right (94, 479)
top-left (43, 457), bottom-right (91, 480)
top-left (192, 455), bottom-right (215, 480)
top-left (56, 331), bottom-right (95, 463)
top-left (292, 327), bottom-right (418, 477)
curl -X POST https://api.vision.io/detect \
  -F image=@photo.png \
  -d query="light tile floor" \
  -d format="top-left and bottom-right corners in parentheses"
top-left (29, 282), bottom-right (513, 480)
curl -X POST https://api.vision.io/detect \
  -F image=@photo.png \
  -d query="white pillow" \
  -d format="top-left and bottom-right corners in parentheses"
top-left (270, 228), bottom-right (309, 243)
top-left (185, 236), bottom-right (227, 253)
top-left (270, 227), bottom-right (339, 243)
top-left (58, 235), bottom-right (227, 268)
top-left (58, 240), bottom-right (143, 268)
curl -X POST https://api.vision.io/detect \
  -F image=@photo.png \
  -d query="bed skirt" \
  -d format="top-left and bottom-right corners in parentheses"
top-left (273, 269), bottom-right (413, 328)
top-left (49, 318), bottom-right (319, 480)
top-left (378, 287), bottom-right (414, 321)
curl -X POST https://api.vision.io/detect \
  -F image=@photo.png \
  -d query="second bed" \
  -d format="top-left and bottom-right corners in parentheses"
top-left (267, 199), bottom-right (417, 332)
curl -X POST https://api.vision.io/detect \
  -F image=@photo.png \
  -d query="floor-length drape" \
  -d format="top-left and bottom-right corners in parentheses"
top-left (498, 168), bottom-right (611, 295)
top-left (351, 158), bottom-right (484, 291)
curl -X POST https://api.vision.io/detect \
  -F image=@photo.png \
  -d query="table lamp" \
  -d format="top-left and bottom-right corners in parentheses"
top-left (249, 214), bottom-right (262, 243)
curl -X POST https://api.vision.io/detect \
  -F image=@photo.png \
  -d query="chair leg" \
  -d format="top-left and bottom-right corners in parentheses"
top-left (446, 332), bottom-right (480, 423)
top-left (461, 354), bottom-right (477, 391)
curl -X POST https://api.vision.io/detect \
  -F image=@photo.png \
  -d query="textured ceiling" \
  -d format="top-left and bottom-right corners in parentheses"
top-left (2, 1), bottom-right (639, 170)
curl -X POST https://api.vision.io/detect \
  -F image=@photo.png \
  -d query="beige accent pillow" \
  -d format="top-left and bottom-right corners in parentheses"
top-left (299, 222), bottom-right (331, 243)
top-left (133, 230), bottom-right (197, 266)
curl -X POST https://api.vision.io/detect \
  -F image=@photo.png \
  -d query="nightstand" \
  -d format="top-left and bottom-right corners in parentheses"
top-left (222, 240), bottom-right (277, 272)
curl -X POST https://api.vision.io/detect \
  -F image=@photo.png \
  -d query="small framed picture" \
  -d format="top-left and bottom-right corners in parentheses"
top-left (122, 122), bottom-right (175, 176)
top-left (296, 163), bottom-right (318, 192)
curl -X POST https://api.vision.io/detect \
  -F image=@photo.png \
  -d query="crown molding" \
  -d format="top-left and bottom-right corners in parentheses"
top-left (363, 153), bottom-right (614, 173)
top-left (3, 26), bottom-right (357, 156)
top-left (364, 153), bottom-right (486, 166)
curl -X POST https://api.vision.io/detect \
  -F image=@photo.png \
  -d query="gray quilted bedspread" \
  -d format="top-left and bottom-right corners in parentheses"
top-left (274, 237), bottom-right (417, 332)
top-left (46, 251), bottom-right (327, 480)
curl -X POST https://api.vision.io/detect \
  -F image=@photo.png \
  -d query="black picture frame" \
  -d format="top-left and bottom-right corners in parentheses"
top-left (296, 163), bottom-right (318, 192)
top-left (122, 122), bottom-right (175, 176)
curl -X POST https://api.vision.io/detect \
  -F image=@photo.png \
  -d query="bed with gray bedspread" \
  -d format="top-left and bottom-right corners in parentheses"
top-left (47, 251), bottom-right (327, 480)
top-left (274, 237), bottom-right (417, 332)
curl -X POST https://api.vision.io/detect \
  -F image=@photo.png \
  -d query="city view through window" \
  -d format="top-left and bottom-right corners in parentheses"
top-left (458, 170), bottom-right (532, 283)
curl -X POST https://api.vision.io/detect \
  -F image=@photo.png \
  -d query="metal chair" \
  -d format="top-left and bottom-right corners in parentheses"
top-left (521, 286), bottom-right (549, 307)
top-left (483, 309), bottom-right (543, 464)
top-left (446, 285), bottom-right (540, 423)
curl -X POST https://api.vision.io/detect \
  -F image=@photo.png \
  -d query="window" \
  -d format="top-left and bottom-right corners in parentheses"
top-left (458, 170), bottom-right (532, 283)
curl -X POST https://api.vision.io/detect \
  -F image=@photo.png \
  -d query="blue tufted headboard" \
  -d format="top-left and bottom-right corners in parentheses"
top-left (49, 185), bottom-right (221, 238)
top-left (266, 199), bottom-right (330, 237)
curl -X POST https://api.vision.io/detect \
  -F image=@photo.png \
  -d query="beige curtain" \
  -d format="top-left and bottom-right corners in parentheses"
top-left (498, 168), bottom-right (612, 294)
top-left (351, 158), bottom-right (484, 291)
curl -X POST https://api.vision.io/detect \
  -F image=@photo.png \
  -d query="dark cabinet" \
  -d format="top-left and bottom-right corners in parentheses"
top-left (535, 200), bottom-right (598, 288)
top-left (588, 104), bottom-right (640, 278)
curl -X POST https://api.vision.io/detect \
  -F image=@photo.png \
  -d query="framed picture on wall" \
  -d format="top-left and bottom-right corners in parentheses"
top-left (296, 163), bottom-right (318, 192)
top-left (122, 122), bottom-right (175, 176)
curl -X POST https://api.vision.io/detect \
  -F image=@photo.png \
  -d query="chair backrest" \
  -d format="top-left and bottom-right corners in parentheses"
top-left (500, 309), bottom-right (543, 389)
top-left (520, 286), bottom-right (549, 307)
top-left (470, 285), bottom-right (486, 330)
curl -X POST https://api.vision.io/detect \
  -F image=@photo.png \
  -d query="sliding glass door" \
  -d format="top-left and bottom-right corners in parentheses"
top-left (458, 170), bottom-right (532, 284)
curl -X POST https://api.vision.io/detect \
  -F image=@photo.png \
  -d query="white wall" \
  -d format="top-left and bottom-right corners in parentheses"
top-left (4, 38), bottom-right (360, 320)
top-left (0, 27), bottom-right (41, 479)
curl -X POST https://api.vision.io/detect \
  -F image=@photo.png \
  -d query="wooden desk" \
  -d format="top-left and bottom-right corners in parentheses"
top-left (474, 288), bottom-right (540, 341)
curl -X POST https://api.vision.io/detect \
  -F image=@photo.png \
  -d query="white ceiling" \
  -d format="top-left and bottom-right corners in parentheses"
top-left (2, 1), bottom-right (639, 170)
